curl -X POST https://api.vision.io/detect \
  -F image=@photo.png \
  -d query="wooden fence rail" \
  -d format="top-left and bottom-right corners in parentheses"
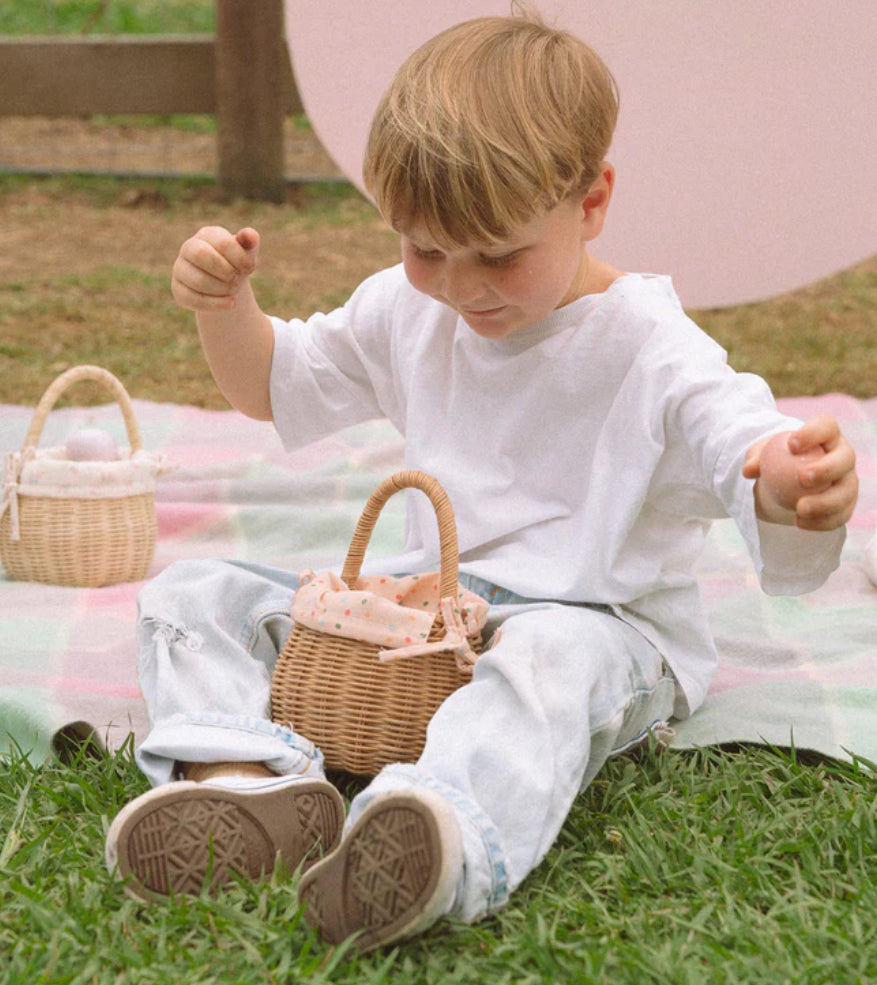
top-left (0, 0), bottom-right (300, 201)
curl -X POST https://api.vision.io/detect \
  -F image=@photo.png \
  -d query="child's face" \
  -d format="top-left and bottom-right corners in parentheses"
top-left (398, 195), bottom-right (594, 339)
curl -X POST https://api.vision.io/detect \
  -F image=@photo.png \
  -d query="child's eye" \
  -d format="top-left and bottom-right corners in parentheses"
top-left (479, 250), bottom-right (521, 268)
top-left (411, 245), bottom-right (444, 261)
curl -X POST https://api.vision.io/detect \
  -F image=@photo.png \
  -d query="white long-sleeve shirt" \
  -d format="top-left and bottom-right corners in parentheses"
top-left (270, 266), bottom-right (844, 717)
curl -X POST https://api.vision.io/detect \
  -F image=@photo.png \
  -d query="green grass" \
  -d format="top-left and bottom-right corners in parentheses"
top-left (0, 0), bottom-right (214, 35)
top-left (691, 260), bottom-right (877, 399)
top-left (2, 740), bottom-right (875, 984)
top-left (0, 0), bottom-right (223, 137)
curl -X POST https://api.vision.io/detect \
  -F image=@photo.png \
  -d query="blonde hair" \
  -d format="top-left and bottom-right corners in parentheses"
top-left (363, 10), bottom-right (619, 247)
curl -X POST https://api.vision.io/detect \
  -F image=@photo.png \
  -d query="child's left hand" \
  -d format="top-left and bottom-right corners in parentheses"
top-left (743, 415), bottom-right (858, 530)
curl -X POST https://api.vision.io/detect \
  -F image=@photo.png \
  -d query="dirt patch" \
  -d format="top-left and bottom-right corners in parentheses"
top-left (0, 116), bottom-right (344, 181)
top-left (0, 154), bottom-right (400, 407)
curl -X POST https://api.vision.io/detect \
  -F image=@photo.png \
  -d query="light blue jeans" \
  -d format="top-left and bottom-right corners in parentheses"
top-left (134, 559), bottom-right (676, 922)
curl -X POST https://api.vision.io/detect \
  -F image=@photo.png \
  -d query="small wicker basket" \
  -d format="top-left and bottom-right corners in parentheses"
top-left (0, 365), bottom-right (160, 587)
top-left (271, 470), bottom-right (486, 776)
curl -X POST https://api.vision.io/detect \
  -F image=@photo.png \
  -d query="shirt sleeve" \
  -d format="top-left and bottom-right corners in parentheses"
top-left (754, 519), bottom-right (845, 595)
top-left (700, 382), bottom-right (845, 595)
top-left (651, 314), bottom-right (845, 597)
top-left (268, 269), bottom-right (403, 451)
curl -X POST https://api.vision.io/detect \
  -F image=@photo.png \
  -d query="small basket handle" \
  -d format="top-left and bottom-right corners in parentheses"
top-left (341, 471), bottom-right (459, 600)
top-left (22, 365), bottom-right (143, 453)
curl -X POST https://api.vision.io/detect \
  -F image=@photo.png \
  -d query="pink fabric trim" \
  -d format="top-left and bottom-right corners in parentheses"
top-left (290, 568), bottom-right (489, 671)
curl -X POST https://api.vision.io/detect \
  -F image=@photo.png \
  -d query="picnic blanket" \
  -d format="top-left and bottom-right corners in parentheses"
top-left (1, 394), bottom-right (875, 767)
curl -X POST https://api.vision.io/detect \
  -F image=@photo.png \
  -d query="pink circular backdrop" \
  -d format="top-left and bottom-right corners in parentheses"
top-left (286, 1), bottom-right (876, 308)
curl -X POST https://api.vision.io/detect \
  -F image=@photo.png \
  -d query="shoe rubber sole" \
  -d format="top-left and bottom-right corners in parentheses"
top-left (106, 778), bottom-right (344, 901)
top-left (298, 791), bottom-right (460, 952)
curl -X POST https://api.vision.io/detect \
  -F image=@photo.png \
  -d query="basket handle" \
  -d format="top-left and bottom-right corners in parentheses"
top-left (22, 365), bottom-right (143, 453)
top-left (341, 471), bottom-right (459, 600)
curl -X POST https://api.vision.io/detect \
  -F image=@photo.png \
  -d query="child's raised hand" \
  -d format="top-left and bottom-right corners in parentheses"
top-left (743, 415), bottom-right (858, 530)
top-left (171, 226), bottom-right (260, 312)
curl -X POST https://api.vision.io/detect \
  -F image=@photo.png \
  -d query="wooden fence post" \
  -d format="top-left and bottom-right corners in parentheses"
top-left (215, 0), bottom-right (286, 202)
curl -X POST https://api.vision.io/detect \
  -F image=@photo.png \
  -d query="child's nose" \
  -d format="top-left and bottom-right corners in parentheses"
top-left (441, 259), bottom-right (485, 304)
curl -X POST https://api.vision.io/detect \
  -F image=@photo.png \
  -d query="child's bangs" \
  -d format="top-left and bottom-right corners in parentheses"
top-left (367, 100), bottom-right (578, 248)
top-left (375, 145), bottom-right (549, 249)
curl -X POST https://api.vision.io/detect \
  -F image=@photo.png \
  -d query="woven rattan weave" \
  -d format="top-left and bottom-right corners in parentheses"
top-left (271, 471), bottom-right (483, 776)
top-left (0, 365), bottom-right (157, 587)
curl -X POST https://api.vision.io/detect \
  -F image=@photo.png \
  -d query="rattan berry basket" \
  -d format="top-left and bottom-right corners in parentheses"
top-left (0, 365), bottom-right (163, 587)
top-left (271, 470), bottom-right (488, 776)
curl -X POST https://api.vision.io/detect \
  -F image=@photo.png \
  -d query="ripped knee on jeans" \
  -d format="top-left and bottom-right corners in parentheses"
top-left (150, 621), bottom-right (204, 652)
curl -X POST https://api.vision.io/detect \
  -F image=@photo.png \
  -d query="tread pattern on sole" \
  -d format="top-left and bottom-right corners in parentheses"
top-left (300, 801), bottom-right (440, 948)
top-left (350, 807), bottom-right (434, 930)
top-left (295, 790), bottom-right (344, 868)
top-left (126, 796), bottom-right (269, 895)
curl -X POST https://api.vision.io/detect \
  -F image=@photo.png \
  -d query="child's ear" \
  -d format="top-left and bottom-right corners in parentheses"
top-left (581, 162), bottom-right (615, 240)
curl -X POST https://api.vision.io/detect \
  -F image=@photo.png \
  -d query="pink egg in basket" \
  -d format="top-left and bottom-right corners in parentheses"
top-left (759, 431), bottom-right (830, 511)
top-left (65, 426), bottom-right (119, 462)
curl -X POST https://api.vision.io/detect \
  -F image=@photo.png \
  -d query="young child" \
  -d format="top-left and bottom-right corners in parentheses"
top-left (105, 12), bottom-right (858, 951)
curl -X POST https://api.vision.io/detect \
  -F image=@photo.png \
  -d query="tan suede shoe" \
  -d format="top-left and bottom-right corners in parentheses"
top-left (298, 789), bottom-right (463, 952)
top-left (106, 773), bottom-right (345, 901)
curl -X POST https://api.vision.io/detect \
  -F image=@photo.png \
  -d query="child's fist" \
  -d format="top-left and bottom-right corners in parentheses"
top-left (756, 432), bottom-right (831, 511)
top-left (171, 226), bottom-right (260, 311)
top-left (744, 416), bottom-right (858, 530)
